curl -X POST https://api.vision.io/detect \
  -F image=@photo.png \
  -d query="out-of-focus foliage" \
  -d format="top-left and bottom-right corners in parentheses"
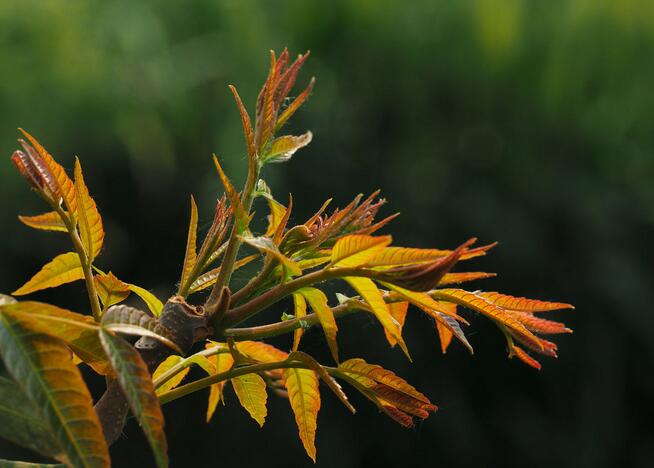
top-left (1, 1), bottom-right (652, 468)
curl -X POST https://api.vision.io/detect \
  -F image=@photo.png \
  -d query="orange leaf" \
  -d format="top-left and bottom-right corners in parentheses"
top-left (383, 302), bottom-right (408, 348)
top-left (264, 131), bottom-right (313, 164)
top-left (479, 292), bottom-right (574, 312)
top-left (74, 158), bottom-right (104, 260)
top-left (236, 341), bottom-right (289, 363)
top-left (298, 287), bottom-right (339, 363)
top-left (228, 85), bottom-right (256, 164)
top-left (507, 310), bottom-right (572, 334)
top-left (212, 154), bottom-right (250, 234)
top-left (94, 272), bottom-right (131, 310)
top-left (275, 77), bottom-right (315, 131)
top-left (511, 345), bottom-right (542, 370)
top-left (438, 271), bottom-right (496, 286)
top-left (18, 211), bottom-right (67, 232)
top-left (292, 293), bottom-right (307, 352)
top-left (284, 367), bottom-right (321, 462)
top-left (187, 255), bottom-right (258, 294)
top-left (332, 234), bottom-right (392, 267)
top-left (206, 343), bottom-right (235, 422)
top-left (12, 252), bottom-right (84, 295)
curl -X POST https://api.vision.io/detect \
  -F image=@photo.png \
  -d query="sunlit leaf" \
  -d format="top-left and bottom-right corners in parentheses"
top-left (206, 342), bottom-right (235, 422)
top-left (18, 211), bottom-right (67, 233)
top-left (179, 196), bottom-right (199, 291)
top-left (383, 302), bottom-right (408, 348)
top-left (478, 292), bottom-right (574, 313)
top-left (236, 341), bottom-right (288, 363)
top-left (284, 367), bottom-right (320, 462)
top-left (153, 355), bottom-right (189, 394)
top-left (99, 330), bottom-right (167, 468)
top-left (102, 305), bottom-right (181, 354)
top-left (331, 234), bottom-right (392, 267)
top-left (292, 293), bottom-right (307, 351)
top-left (94, 272), bottom-right (131, 310)
top-left (212, 154), bottom-right (250, 234)
top-left (240, 235), bottom-right (302, 278)
top-left (231, 373), bottom-right (268, 427)
top-left (275, 77), bottom-right (315, 132)
top-left (507, 310), bottom-right (572, 334)
top-left (510, 344), bottom-right (542, 370)
top-left (0, 375), bottom-right (61, 459)
top-left (438, 271), bottom-right (496, 286)
top-left (265, 197), bottom-right (287, 237)
top-left (367, 243), bottom-right (496, 268)
top-left (187, 255), bottom-right (258, 294)
top-left (12, 252), bottom-right (83, 296)
top-left (74, 158), bottom-right (104, 261)
top-left (0, 294), bottom-right (16, 306)
top-left (228, 85), bottom-right (256, 164)
top-left (0, 313), bottom-right (109, 467)
top-left (298, 287), bottom-right (339, 363)
top-left (0, 301), bottom-right (111, 375)
top-left (19, 129), bottom-right (78, 217)
top-left (263, 131), bottom-right (313, 164)
top-left (125, 284), bottom-right (164, 317)
top-left (344, 277), bottom-right (410, 359)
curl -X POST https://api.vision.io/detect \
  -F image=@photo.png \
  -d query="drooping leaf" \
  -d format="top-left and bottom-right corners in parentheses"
top-left (297, 288), bottom-right (339, 363)
top-left (383, 302), bottom-right (408, 348)
top-left (331, 234), bottom-right (392, 267)
top-left (0, 301), bottom-right (111, 375)
top-left (344, 277), bottom-right (410, 359)
top-left (240, 235), bottom-right (302, 278)
top-left (18, 211), bottom-right (67, 232)
top-left (94, 272), bottom-right (131, 310)
top-left (125, 284), bottom-right (164, 317)
top-left (284, 367), bottom-right (321, 462)
top-left (0, 375), bottom-right (61, 459)
top-left (206, 343), bottom-right (235, 422)
top-left (179, 196), bottom-right (199, 292)
top-left (510, 344), bottom-right (542, 370)
top-left (263, 131), bottom-right (313, 164)
top-left (12, 252), bottom-right (83, 296)
top-left (153, 355), bottom-right (189, 394)
top-left (435, 302), bottom-right (457, 353)
top-left (431, 288), bottom-right (542, 350)
top-left (187, 254), bottom-right (258, 294)
top-left (382, 283), bottom-right (464, 322)
top-left (74, 158), bottom-right (104, 261)
top-left (478, 292), bottom-right (574, 313)
top-left (0, 313), bottom-right (109, 467)
top-left (231, 373), bottom-right (268, 427)
top-left (99, 330), bottom-right (167, 468)
top-left (212, 154), bottom-right (250, 234)
top-left (292, 293), bottom-right (307, 351)
top-left (102, 305), bottom-right (181, 354)
top-left (19, 129), bottom-right (77, 217)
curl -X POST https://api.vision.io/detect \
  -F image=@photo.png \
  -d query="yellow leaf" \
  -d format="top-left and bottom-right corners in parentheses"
top-left (187, 255), bottom-right (258, 294)
top-left (231, 373), bottom-right (268, 427)
top-left (367, 244), bottom-right (495, 268)
top-left (240, 235), bottom-right (302, 278)
top-left (331, 234), bottom-right (392, 267)
top-left (344, 277), bottom-right (410, 360)
top-left (13, 252), bottom-right (83, 295)
top-left (236, 341), bottom-right (288, 363)
top-left (265, 198), bottom-right (287, 237)
top-left (435, 302), bottom-right (456, 353)
top-left (153, 356), bottom-right (189, 394)
top-left (213, 154), bottom-right (250, 234)
top-left (265, 131), bottom-right (313, 164)
top-left (94, 272), bottom-right (131, 310)
top-left (206, 344), bottom-right (235, 422)
top-left (19, 129), bottom-right (78, 218)
top-left (284, 367), bottom-right (321, 462)
top-left (298, 288), bottom-right (339, 363)
top-left (439, 271), bottom-right (496, 286)
top-left (74, 158), bottom-right (104, 260)
top-left (383, 302), bottom-right (408, 348)
top-left (126, 284), bottom-right (164, 317)
top-left (18, 211), bottom-right (67, 232)
top-left (292, 293), bottom-right (307, 352)
top-left (179, 196), bottom-right (199, 290)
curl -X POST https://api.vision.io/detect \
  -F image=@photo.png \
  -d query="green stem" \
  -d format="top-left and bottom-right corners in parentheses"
top-left (54, 204), bottom-right (102, 321)
top-left (154, 343), bottom-right (229, 389)
top-left (158, 359), bottom-right (310, 405)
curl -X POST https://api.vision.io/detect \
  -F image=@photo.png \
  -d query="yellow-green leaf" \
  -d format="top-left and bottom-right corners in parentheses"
top-left (265, 198), bottom-right (287, 237)
top-left (187, 255), bottom-right (258, 294)
top-left (231, 373), bottom-right (268, 427)
top-left (344, 277), bottom-right (410, 360)
top-left (0, 301), bottom-right (111, 375)
top-left (298, 288), bottom-right (339, 363)
top-left (153, 356), bottom-right (189, 395)
top-left (18, 211), bottom-right (67, 232)
top-left (292, 293), bottom-right (307, 351)
top-left (240, 235), bottom-right (302, 278)
top-left (331, 234), bottom-right (392, 267)
top-left (99, 330), bottom-right (167, 468)
top-left (236, 340), bottom-right (289, 363)
top-left (12, 252), bottom-right (83, 296)
top-left (94, 272), bottom-right (131, 311)
top-left (179, 196), bottom-right (199, 291)
top-left (206, 343), bottom-right (235, 422)
top-left (265, 131), bottom-right (313, 164)
top-left (125, 284), bottom-right (164, 317)
top-left (212, 154), bottom-right (250, 234)
top-left (284, 367), bottom-right (321, 462)
top-left (74, 158), bottom-right (104, 261)
top-left (0, 312), bottom-right (110, 467)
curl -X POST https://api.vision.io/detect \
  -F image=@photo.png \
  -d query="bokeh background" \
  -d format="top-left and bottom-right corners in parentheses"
top-left (1, 1), bottom-right (653, 467)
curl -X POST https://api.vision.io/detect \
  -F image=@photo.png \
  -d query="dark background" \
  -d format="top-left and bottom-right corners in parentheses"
top-left (1, 1), bottom-right (653, 467)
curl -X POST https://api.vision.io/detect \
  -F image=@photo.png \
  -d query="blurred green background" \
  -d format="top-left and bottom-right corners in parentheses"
top-left (1, 0), bottom-right (653, 467)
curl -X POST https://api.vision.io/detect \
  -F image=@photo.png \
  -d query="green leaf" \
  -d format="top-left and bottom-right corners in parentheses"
top-left (0, 376), bottom-right (61, 459)
top-left (99, 330), bottom-right (167, 468)
top-left (0, 313), bottom-right (110, 467)
top-left (12, 252), bottom-right (83, 296)
top-left (231, 373), bottom-right (268, 427)
top-left (102, 305), bottom-right (181, 354)
top-left (0, 301), bottom-right (111, 375)
top-left (297, 288), bottom-right (339, 363)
